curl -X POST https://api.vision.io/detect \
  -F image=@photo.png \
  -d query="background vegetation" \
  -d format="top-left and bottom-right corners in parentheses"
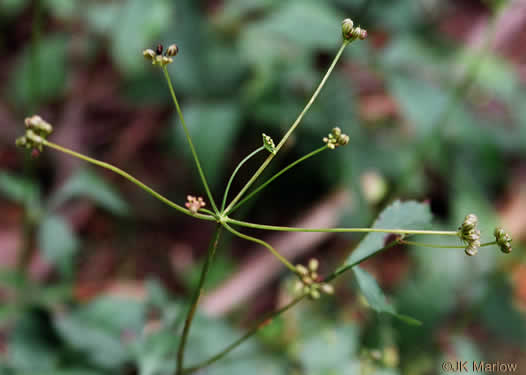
top-left (0, 0), bottom-right (525, 374)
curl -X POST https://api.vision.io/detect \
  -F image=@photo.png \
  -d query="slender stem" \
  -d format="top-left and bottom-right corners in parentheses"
top-left (162, 66), bottom-right (219, 214)
top-left (43, 141), bottom-right (215, 222)
top-left (221, 146), bottom-right (265, 212)
top-left (223, 41), bottom-right (349, 214)
top-left (222, 222), bottom-right (296, 272)
top-left (182, 294), bottom-right (306, 374)
top-left (401, 240), bottom-right (497, 249)
top-left (325, 237), bottom-right (404, 282)
top-left (176, 225), bottom-right (223, 375)
top-left (227, 145), bottom-right (329, 215)
top-left (226, 218), bottom-right (459, 236)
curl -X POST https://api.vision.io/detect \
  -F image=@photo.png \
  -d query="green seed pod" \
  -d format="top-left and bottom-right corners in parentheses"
top-left (308, 258), bottom-right (319, 272)
top-left (465, 244), bottom-right (478, 256)
top-left (26, 129), bottom-right (41, 143)
top-left (15, 136), bottom-right (27, 148)
top-left (321, 283), bottom-right (334, 295)
top-left (296, 264), bottom-right (309, 276)
top-left (309, 289), bottom-right (321, 300)
top-left (338, 134), bottom-right (350, 146)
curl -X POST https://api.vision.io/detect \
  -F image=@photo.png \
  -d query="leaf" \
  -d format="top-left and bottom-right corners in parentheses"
top-left (353, 266), bottom-right (421, 326)
top-left (7, 312), bottom-right (60, 372)
top-left (10, 34), bottom-right (69, 107)
top-left (255, 0), bottom-right (342, 50)
top-left (54, 297), bottom-right (145, 370)
top-left (37, 215), bottom-right (78, 274)
top-left (172, 101), bottom-right (242, 189)
top-left (44, 0), bottom-right (78, 21)
top-left (296, 324), bottom-right (359, 372)
top-left (84, 0), bottom-right (173, 76)
top-left (346, 200), bottom-right (433, 267)
top-left (50, 169), bottom-right (130, 216)
top-left (0, 0), bottom-right (28, 17)
top-left (0, 172), bottom-right (40, 206)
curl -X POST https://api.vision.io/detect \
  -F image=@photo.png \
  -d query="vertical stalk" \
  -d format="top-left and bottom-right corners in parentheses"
top-left (176, 225), bottom-right (223, 375)
top-left (162, 67), bottom-right (219, 214)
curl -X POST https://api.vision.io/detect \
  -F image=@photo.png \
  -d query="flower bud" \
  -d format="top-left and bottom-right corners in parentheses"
top-left (156, 44), bottom-right (163, 55)
top-left (308, 258), bottom-right (319, 272)
top-left (494, 227), bottom-right (512, 254)
top-left (342, 18), bottom-right (354, 38)
top-left (143, 49), bottom-right (156, 60)
top-left (165, 44), bottom-right (179, 57)
top-left (354, 27), bottom-right (367, 40)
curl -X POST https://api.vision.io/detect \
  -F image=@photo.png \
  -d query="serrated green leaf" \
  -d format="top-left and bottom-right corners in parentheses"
top-left (346, 200), bottom-right (432, 267)
top-left (353, 266), bottom-right (421, 326)
top-left (50, 169), bottom-right (130, 216)
top-left (37, 215), bottom-right (78, 274)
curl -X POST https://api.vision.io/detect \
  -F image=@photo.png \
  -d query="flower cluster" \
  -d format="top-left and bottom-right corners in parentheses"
top-left (458, 214), bottom-right (481, 256)
top-left (494, 227), bottom-right (512, 254)
top-left (185, 195), bottom-right (206, 214)
top-left (323, 127), bottom-right (349, 149)
top-left (16, 115), bottom-right (53, 152)
top-left (341, 18), bottom-right (367, 41)
top-left (262, 133), bottom-right (276, 154)
top-left (295, 259), bottom-right (334, 300)
top-left (143, 43), bottom-right (179, 67)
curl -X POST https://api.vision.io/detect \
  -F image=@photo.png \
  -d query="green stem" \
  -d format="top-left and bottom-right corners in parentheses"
top-left (223, 41), bottom-right (349, 214)
top-left (222, 222), bottom-right (296, 272)
top-left (181, 294), bottom-right (305, 375)
top-left (176, 225), bottom-right (223, 375)
top-left (43, 141), bottom-right (215, 222)
top-left (226, 218), bottom-right (459, 236)
top-left (401, 240), bottom-right (497, 249)
top-left (227, 145), bottom-right (329, 215)
top-left (221, 146), bottom-right (265, 212)
top-left (325, 237), bottom-right (404, 282)
top-left (162, 66), bottom-right (219, 214)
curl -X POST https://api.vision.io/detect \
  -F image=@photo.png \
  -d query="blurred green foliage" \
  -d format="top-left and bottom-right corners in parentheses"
top-left (1, 0), bottom-right (525, 374)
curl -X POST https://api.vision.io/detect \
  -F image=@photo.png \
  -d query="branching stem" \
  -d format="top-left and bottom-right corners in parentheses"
top-left (227, 145), bottom-right (329, 215)
top-left (222, 222), bottom-right (296, 272)
top-left (43, 141), bottom-right (215, 222)
top-left (181, 294), bottom-right (305, 374)
top-left (225, 218), bottom-right (459, 236)
top-left (223, 41), bottom-right (349, 214)
top-left (221, 146), bottom-right (265, 212)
